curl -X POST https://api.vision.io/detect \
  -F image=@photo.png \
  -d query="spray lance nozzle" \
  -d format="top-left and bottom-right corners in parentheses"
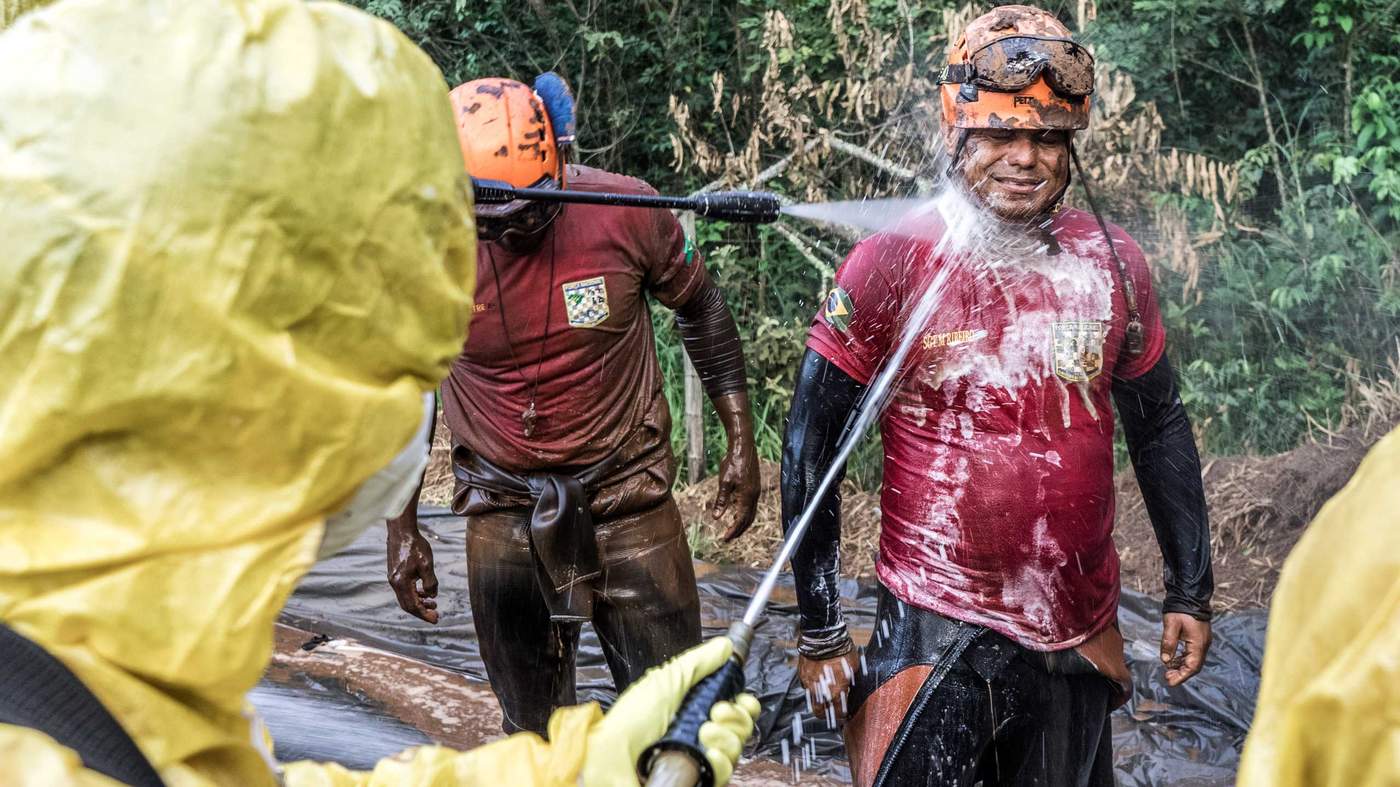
top-left (470, 178), bottom-right (783, 225)
top-left (690, 191), bottom-right (782, 223)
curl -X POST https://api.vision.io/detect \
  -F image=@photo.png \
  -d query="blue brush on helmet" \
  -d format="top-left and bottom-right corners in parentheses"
top-left (533, 72), bottom-right (576, 153)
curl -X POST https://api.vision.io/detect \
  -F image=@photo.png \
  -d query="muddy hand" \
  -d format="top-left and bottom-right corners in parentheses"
top-left (713, 443), bottom-right (759, 542)
top-left (1160, 612), bottom-right (1211, 686)
top-left (798, 650), bottom-right (860, 726)
top-left (386, 518), bottom-right (439, 624)
top-left (712, 391), bottom-right (760, 542)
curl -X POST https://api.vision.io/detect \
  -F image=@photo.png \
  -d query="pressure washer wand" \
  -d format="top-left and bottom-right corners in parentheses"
top-left (640, 241), bottom-right (946, 785)
top-left (639, 381), bottom-right (884, 786)
top-left (471, 179), bottom-right (783, 224)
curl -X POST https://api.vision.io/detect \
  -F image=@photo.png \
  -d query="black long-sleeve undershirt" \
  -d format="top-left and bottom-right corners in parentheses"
top-left (782, 350), bottom-right (1214, 658)
top-left (1112, 354), bottom-right (1214, 620)
top-left (781, 349), bottom-right (867, 658)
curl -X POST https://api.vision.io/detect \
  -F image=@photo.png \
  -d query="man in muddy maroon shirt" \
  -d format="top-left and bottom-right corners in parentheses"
top-left (782, 8), bottom-right (1213, 786)
top-left (386, 78), bottom-right (760, 735)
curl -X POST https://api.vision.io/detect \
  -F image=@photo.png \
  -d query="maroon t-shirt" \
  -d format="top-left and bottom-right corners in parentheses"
top-left (443, 165), bottom-right (706, 471)
top-left (807, 200), bottom-right (1165, 650)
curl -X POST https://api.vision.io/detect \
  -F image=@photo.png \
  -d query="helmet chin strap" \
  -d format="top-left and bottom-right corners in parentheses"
top-left (944, 129), bottom-right (971, 179)
top-left (944, 127), bottom-right (1071, 218)
top-left (946, 135), bottom-right (1143, 356)
top-left (1045, 141), bottom-right (1074, 215)
top-left (945, 129), bottom-right (1069, 250)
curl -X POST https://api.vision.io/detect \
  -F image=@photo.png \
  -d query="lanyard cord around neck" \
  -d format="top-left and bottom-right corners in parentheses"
top-left (484, 230), bottom-right (557, 434)
top-left (1070, 144), bottom-right (1145, 356)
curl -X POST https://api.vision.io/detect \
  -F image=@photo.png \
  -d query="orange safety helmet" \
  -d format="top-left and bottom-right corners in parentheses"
top-left (940, 5), bottom-right (1092, 132)
top-left (449, 78), bottom-right (563, 221)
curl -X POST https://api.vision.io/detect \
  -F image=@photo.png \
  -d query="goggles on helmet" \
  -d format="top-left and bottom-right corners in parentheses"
top-left (941, 36), bottom-right (1095, 98)
top-left (476, 175), bottom-right (563, 245)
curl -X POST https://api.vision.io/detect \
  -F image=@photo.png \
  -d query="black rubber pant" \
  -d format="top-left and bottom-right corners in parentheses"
top-left (465, 499), bottom-right (702, 735)
top-left (885, 653), bottom-right (1116, 786)
top-left (860, 587), bottom-right (1116, 787)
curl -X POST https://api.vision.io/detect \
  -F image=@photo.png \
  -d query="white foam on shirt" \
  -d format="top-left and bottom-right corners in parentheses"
top-left (999, 514), bottom-right (1070, 637)
top-left (881, 221), bottom-right (1115, 640)
top-left (928, 250), bottom-right (1113, 400)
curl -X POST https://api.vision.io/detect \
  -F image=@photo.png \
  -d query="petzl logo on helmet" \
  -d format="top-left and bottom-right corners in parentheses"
top-left (563, 277), bottom-right (610, 328)
top-left (1052, 320), bottom-right (1106, 382)
top-left (1014, 95), bottom-right (1035, 106)
top-left (824, 287), bottom-right (854, 332)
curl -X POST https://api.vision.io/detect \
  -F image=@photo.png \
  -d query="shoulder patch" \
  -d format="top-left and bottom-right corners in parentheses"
top-left (683, 233), bottom-right (695, 266)
top-left (824, 287), bottom-right (854, 332)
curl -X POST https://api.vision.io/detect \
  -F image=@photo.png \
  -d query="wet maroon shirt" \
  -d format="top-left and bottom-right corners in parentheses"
top-left (443, 166), bottom-right (706, 471)
top-left (807, 201), bottom-right (1165, 649)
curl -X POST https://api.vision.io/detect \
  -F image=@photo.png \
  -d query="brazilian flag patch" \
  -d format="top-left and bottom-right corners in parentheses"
top-left (683, 234), bottom-right (696, 266)
top-left (824, 287), bottom-right (853, 332)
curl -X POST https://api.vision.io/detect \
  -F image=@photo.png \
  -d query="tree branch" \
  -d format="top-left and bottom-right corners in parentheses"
top-left (691, 137), bottom-right (824, 195)
top-left (770, 220), bottom-right (837, 282)
top-left (826, 136), bottom-right (935, 192)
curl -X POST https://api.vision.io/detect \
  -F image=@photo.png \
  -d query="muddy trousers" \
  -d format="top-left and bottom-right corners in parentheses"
top-left (847, 586), bottom-right (1116, 787)
top-left (465, 499), bottom-right (702, 735)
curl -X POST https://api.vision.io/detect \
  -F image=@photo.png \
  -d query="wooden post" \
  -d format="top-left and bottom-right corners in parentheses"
top-left (684, 351), bottom-right (704, 484)
top-left (680, 211), bottom-right (705, 484)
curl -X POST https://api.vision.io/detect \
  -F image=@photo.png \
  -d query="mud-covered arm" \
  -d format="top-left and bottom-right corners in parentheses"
top-left (781, 349), bottom-right (867, 658)
top-left (673, 272), bottom-right (747, 399)
top-left (675, 273), bottom-right (760, 540)
top-left (1113, 354), bottom-right (1214, 620)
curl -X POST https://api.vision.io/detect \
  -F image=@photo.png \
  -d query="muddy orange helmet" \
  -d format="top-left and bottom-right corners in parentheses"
top-left (449, 78), bottom-right (563, 224)
top-left (939, 6), bottom-right (1093, 132)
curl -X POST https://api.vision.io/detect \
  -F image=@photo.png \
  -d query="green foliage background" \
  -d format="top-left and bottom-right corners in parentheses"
top-left (350, 0), bottom-right (1400, 483)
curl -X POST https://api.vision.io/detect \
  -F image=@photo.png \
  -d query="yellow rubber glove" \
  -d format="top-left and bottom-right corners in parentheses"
top-left (283, 637), bottom-right (761, 787)
top-left (696, 692), bottom-right (763, 786)
top-left (582, 636), bottom-right (762, 787)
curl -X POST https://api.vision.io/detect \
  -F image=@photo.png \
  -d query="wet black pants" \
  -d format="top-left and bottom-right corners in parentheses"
top-left (884, 648), bottom-right (1116, 786)
top-left (465, 499), bottom-right (702, 735)
top-left (851, 586), bottom-right (1116, 787)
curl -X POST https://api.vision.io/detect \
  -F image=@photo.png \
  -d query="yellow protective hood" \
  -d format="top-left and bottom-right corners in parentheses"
top-left (0, 0), bottom-right (474, 784)
top-left (1237, 425), bottom-right (1400, 786)
top-left (0, 0), bottom-right (54, 28)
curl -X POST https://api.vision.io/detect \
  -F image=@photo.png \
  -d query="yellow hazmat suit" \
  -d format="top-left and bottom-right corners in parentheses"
top-left (0, 0), bottom-right (473, 783)
top-left (0, 2), bottom-right (759, 786)
top-left (0, 0), bottom-right (53, 26)
top-left (1236, 424), bottom-right (1400, 786)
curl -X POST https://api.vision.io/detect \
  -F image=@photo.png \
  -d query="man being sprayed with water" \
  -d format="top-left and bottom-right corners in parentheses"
top-left (781, 6), bottom-right (1214, 785)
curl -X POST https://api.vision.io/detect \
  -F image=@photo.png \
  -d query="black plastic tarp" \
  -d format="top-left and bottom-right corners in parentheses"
top-left (265, 508), bottom-right (1266, 783)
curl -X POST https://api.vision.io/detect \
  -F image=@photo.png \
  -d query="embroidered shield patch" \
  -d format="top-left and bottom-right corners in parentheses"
top-left (562, 276), bottom-right (609, 328)
top-left (824, 287), bottom-right (854, 332)
top-left (1052, 320), bottom-right (1107, 382)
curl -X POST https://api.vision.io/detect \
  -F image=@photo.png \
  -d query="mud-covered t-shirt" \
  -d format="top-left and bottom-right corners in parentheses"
top-left (806, 201), bottom-right (1165, 650)
top-left (443, 165), bottom-right (707, 471)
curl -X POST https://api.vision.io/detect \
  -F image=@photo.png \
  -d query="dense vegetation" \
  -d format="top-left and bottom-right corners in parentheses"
top-left (351, 0), bottom-right (1400, 483)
